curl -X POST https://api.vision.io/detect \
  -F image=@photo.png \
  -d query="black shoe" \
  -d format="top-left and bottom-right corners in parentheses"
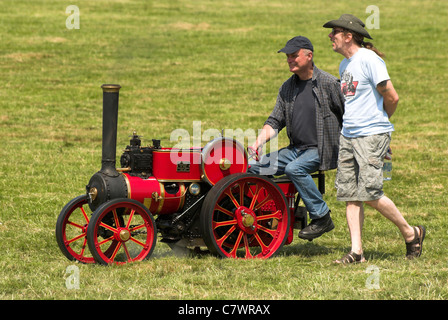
top-left (298, 212), bottom-right (334, 240)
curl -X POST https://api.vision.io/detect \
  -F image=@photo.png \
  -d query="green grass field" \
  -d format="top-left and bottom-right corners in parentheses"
top-left (1, 0), bottom-right (447, 301)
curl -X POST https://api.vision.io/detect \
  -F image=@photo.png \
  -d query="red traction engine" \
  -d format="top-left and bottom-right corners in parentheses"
top-left (56, 84), bottom-right (324, 265)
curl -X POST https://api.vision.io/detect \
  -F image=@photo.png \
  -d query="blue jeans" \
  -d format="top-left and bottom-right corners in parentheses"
top-left (248, 146), bottom-right (329, 220)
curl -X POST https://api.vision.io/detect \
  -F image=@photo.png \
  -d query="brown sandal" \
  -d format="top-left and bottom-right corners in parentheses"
top-left (406, 225), bottom-right (426, 259)
top-left (334, 251), bottom-right (366, 264)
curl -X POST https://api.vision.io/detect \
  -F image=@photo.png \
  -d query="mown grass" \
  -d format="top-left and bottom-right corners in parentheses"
top-left (1, 0), bottom-right (447, 301)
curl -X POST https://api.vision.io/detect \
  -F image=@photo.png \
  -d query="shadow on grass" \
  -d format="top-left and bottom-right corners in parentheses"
top-left (151, 239), bottom-right (394, 262)
top-left (279, 241), bottom-right (394, 262)
top-left (280, 241), bottom-right (334, 257)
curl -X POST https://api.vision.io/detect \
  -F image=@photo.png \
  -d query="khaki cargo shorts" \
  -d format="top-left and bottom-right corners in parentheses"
top-left (335, 133), bottom-right (391, 202)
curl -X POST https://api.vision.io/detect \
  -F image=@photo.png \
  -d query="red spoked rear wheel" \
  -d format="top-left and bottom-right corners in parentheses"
top-left (200, 173), bottom-right (290, 259)
top-left (55, 195), bottom-right (95, 264)
top-left (87, 199), bottom-right (157, 265)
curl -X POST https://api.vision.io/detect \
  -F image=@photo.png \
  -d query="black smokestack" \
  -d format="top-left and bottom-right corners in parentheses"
top-left (86, 84), bottom-right (127, 210)
top-left (100, 84), bottom-right (121, 176)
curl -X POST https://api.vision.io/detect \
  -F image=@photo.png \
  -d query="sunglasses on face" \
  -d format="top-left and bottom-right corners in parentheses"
top-left (331, 28), bottom-right (345, 36)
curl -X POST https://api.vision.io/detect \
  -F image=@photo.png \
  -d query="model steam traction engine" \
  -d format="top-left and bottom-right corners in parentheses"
top-left (56, 84), bottom-right (325, 265)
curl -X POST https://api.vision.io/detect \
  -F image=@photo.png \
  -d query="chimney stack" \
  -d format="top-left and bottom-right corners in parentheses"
top-left (100, 84), bottom-right (121, 176)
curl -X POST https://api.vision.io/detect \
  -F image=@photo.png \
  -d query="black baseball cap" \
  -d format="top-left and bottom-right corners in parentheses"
top-left (278, 36), bottom-right (314, 54)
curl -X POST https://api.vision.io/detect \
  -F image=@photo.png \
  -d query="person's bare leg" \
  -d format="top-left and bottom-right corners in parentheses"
top-left (365, 196), bottom-right (416, 241)
top-left (345, 201), bottom-right (364, 254)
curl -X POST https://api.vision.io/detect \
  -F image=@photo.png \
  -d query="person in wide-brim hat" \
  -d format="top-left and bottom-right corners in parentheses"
top-left (323, 14), bottom-right (426, 265)
top-left (323, 13), bottom-right (385, 58)
top-left (323, 14), bottom-right (372, 39)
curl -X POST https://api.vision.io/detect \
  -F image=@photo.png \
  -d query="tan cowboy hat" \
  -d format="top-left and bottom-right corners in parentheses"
top-left (323, 14), bottom-right (373, 39)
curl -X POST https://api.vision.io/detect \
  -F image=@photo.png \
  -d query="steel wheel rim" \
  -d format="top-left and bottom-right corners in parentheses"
top-left (88, 200), bottom-right (156, 265)
top-left (56, 195), bottom-right (95, 264)
top-left (208, 175), bottom-right (289, 258)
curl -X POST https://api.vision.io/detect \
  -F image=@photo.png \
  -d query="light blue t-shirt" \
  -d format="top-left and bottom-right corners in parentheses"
top-left (339, 48), bottom-right (394, 138)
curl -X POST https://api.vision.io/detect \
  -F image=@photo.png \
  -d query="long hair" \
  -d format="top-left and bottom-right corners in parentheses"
top-left (345, 29), bottom-right (385, 58)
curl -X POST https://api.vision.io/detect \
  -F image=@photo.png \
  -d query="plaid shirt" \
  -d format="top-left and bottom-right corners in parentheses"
top-left (265, 66), bottom-right (345, 170)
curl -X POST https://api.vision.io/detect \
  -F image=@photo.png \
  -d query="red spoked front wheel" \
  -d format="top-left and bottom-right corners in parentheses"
top-left (200, 173), bottom-right (290, 259)
top-left (55, 195), bottom-right (95, 264)
top-left (87, 199), bottom-right (157, 265)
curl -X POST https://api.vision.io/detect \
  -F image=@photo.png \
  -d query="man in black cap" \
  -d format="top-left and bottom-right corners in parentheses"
top-left (248, 36), bottom-right (345, 241)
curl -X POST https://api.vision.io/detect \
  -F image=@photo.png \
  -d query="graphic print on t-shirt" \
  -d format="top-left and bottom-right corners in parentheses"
top-left (341, 70), bottom-right (358, 97)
